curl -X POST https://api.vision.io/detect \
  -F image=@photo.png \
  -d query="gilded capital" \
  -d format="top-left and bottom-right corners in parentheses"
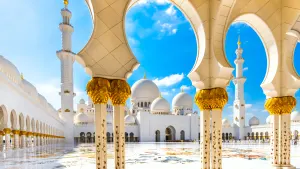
top-left (3, 128), bottom-right (11, 134)
top-left (110, 79), bottom-right (131, 105)
top-left (195, 87), bottom-right (228, 110)
top-left (86, 77), bottom-right (111, 104)
top-left (265, 96), bottom-right (296, 115)
top-left (12, 130), bottom-right (20, 135)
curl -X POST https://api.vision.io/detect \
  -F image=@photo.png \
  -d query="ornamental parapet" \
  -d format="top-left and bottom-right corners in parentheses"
top-left (87, 78), bottom-right (131, 105)
top-left (265, 96), bottom-right (296, 115)
top-left (195, 87), bottom-right (228, 110)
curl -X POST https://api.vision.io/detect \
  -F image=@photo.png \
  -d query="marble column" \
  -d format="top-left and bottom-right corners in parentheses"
top-left (0, 131), bottom-right (3, 150)
top-left (199, 109), bottom-right (210, 169)
top-left (12, 130), bottom-right (20, 149)
top-left (110, 79), bottom-right (131, 169)
top-left (195, 88), bottom-right (228, 169)
top-left (20, 131), bottom-right (27, 148)
top-left (4, 128), bottom-right (11, 149)
top-left (86, 77), bottom-right (111, 169)
top-left (265, 96), bottom-right (296, 169)
top-left (211, 109), bottom-right (222, 169)
top-left (36, 134), bottom-right (40, 146)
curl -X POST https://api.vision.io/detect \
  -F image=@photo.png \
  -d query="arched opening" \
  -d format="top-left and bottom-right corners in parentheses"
top-left (294, 130), bottom-right (299, 140)
top-left (155, 130), bottom-right (160, 142)
top-left (222, 133), bottom-right (225, 140)
top-left (80, 132), bottom-right (85, 143)
top-left (87, 132), bottom-right (92, 143)
top-left (130, 132), bottom-right (134, 142)
top-left (265, 132), bottom-right (269, 140)
top-left (125, 132), bottom-right (129, 142)
top-left (165, 126), bottom-right (176, 141)
top-left (10, 110), bottom-right (17, 130)
top-left (106, 132), bottom-right (111, 142)
top-left (225, 133), bottom-right (229, 140)
top-left (180, 130), bottom-right (185, 141)
top-left (26, 116), bottom-right (30, 132)
top-left (229, 133), bottom-right (232, 140)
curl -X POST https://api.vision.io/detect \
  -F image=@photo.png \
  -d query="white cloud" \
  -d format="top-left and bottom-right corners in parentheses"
top-left (227, 106), bottom-right (233, 109)
top-left (35, 78), bottom-right (86, 110)
top-left (245, 104), bottom-right (252, 109)
top-left (171, 29), bottom-right (177, 34)
top-left (172, 88), bottom-right (176, 92)
top-left (156, 0), bottom-right (170, 4)
top-left (153, 73), bottom-right (184, 87)
top-left (166, 5), bottom-right (176, 16)
top-left (243, 67), bottom-right (248, 71)
top-left (128, 37), bottom-right (140, 46)
top-left (180, 85), bottom-right (191, 91)
top-left (137, 0), bottom-right (170, 6)
top-left (161, 91), bottom-right (169, 96)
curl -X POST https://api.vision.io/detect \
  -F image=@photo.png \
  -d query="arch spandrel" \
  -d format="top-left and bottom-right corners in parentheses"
top-left (79, 0), bottom-right (209, 82)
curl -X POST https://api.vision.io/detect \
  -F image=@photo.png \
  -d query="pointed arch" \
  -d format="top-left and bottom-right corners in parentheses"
top-left (31, 118), bottom-right (35, 132)
top-left (19, 113), bottom-right (25, 130)
top-left (10, 110), bottom-right (17, 129)
top-left (0, 105), bottom-right (8, 130)
top-left (26, 115), bottom-right (30, 131)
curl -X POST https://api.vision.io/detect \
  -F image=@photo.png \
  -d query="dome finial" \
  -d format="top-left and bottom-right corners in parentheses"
top-left (181, 87), bottom-right (184, 93)
top-left (143, 72), bottom-right (147, 79)
top-left (20, 73), bottom-right (24, 80)
top-left (63, 0), bottom-right (68, 7)
top-left (159, 92), bottom-right (162, 98)
top-left (237, 35), bottom-right (241, 48)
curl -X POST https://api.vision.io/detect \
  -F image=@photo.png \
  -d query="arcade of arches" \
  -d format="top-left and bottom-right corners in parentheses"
top-left (0, 106), bottom-right (64, 150)
top-left (76, 0), bottom-right (300, 169)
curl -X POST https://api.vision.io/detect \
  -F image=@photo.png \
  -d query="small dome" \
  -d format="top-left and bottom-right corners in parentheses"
top-left (150, 96), bottom-right (170, 114)
top-left (124, 115), bottom-right (135, 125)
top-left (79, 99), bottom-right (85, 104)
top-left (266, 115), bottom-right (273, 124)
top-left (0, 55), bottom-right (21, 84)
top-left (249, 116), bottom-right (260, 126)
top-left (222, 119), bottom-right (231, 127)
top-left (75, 112), bottom-right (89, 124)
top-left (107, 113), bottom-right (113, 124)
top-left (172, 91), bottom-right (193, 108)
top-left (291, 111), bottom-right (300, 122)
top-left (131, 78), bottom-right (160, 101)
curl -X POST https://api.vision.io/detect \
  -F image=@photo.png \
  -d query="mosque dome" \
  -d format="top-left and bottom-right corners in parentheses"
top-left (22, 79), bottom-right (38, 98)
top-left (0, 55), bottom-right (21, 84)
top-left (249, 116), bottom-right (260, 126)
top-left (74, 112), bottom-right (89, 124)
top-left (266, 115), bottom-right (273, 124)
top-left (124, 115), bottom-right (136, 125)
top-left (291, 111), bottom-right (300, 122)
top-left (150, 96), bottom-right (170, 114)
top-left (131, 78), bottom-right (159, 101)
top-left (172, 91), bottom-right (193, 108)
top-left (222, 119), bottom-right (231, 127)
top-left (79, 99), bottom-right (85, 104)
top-left (107, 113), bottom-right (113, 124)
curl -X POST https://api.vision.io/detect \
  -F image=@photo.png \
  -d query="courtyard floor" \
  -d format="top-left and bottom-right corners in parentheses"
top-left (0, 143), bottom-right (299, 169)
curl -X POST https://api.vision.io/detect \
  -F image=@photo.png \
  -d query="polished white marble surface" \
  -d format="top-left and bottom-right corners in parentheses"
top-left (0, 143), bottom-right (299, 169)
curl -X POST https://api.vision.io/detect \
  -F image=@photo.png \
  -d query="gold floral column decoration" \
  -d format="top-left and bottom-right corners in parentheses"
top-left (109, 79), bottom-right (131, 105)
top-left (87, 77), bottom-right (111, 169)
top-left (195, 87), bottom-right (228, 169)
top-left (87, 77), bottom-right (111, 104)
top-left (265, 96), bottom-right (296, 115)
top-left (264, 96), bottom-right (296, 167)
top-left (110, 79), bottom-right (131, 169)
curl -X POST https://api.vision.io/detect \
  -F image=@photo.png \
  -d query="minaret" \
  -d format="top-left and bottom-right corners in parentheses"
top-left (232, 36), bottom-right (246, 140)
top-left (56, 0), bottom-right (75, 146)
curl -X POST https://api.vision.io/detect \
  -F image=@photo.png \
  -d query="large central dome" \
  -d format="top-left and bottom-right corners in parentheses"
top-left (131, 78), bottom-right (159, 101)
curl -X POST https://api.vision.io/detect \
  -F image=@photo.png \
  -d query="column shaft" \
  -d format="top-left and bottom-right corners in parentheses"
top-left (5, 133), bottom-right (10, 149)
top-left (271, 114), bottom-right (279, 166)
top-left (95, 104), bottom-right (107, 169)
top-left (200, 109), bottom-right (210, 169)
top-left (114, 105), bottom-right (125, 169)
top-left (211, 109), bottom-right (222, 169)
top-left (280, 114), bottom-right (291, 165)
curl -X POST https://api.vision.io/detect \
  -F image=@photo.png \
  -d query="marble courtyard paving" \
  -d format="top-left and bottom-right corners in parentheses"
top-left (0, 143), bottom-right (299, 169)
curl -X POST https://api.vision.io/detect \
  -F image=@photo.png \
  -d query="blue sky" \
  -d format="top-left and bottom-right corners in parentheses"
top-left (0, 0), bottom-right (299, 125)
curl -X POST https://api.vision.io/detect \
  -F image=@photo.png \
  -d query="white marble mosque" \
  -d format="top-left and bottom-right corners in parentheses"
top-left (2, 0), bottom-right (300, 169)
